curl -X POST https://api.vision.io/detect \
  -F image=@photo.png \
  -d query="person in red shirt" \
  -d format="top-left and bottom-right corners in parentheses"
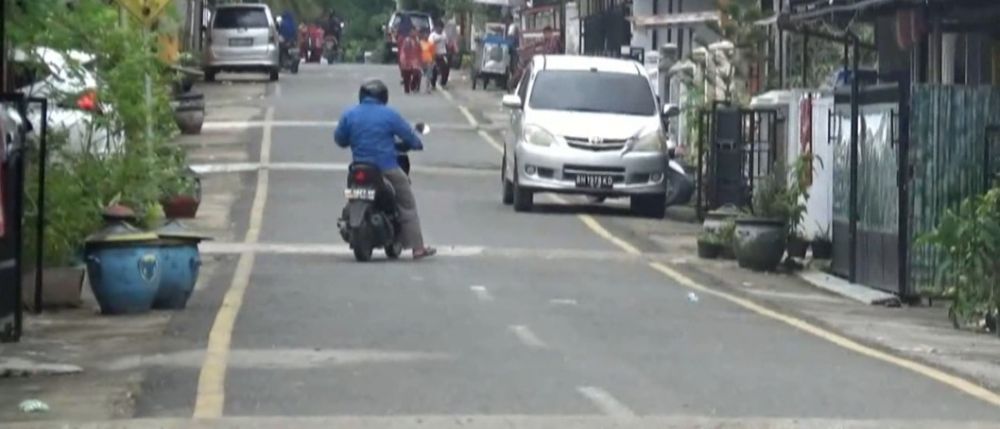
top-left (398, 28), bottom-right (423, 94)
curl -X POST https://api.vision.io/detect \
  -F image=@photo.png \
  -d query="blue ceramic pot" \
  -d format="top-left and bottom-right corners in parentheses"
top-left (85, 244), bottom-right (161, 315)
top-left (154, 242), bottom-right (201, 310)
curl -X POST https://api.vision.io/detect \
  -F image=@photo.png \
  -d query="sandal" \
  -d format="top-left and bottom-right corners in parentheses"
top-left (413, 247), bottom-right (437, 260)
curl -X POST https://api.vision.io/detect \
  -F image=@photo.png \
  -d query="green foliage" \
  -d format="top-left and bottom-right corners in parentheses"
top-left (918, 185), bottom-right (1000, 330)
top-left (698, 230), bottom-right (722, 245)
top-left (718, 220), bottom-right (737, 249)
top-left (11, 0), bottom-right (188, 266)
top-left (752, 165), bottom-right (793, 221)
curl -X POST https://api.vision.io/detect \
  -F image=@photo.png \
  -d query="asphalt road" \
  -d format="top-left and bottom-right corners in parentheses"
top-left (131, 63), bottom-right (1000, 426)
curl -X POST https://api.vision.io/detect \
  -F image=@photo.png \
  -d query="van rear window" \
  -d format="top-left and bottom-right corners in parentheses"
top-left (214, 8), bottom-right (269, 29)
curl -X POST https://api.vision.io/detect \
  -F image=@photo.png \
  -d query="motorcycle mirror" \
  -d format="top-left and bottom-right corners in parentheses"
top-left (414, 123), bottom-right (431, 135)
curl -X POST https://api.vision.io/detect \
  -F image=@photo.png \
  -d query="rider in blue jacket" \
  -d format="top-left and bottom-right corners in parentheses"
top-left (335, 80), bottom-right (436, 259)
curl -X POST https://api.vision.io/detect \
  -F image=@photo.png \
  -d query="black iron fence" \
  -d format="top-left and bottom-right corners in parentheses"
top-left (695, 103), bottom-right (779, 219)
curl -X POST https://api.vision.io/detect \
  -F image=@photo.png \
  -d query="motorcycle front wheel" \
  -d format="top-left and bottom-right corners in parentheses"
top-left (352, 238), bottom-right (374, 262)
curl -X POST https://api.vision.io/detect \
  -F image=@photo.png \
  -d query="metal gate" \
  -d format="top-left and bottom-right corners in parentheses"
top-left (695, 104), bottom-right (779, 218)
top-left (581, 4), bottom-right (630, 57)
top-left (830, 84), bottom-right (906, 295)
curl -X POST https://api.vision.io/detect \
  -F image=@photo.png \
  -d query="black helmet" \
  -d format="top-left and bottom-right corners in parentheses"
top-left (359, 79), bottom-right (389, 104)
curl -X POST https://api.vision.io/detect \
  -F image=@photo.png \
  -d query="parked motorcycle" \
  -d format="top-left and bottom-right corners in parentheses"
top-left (665, 147), bottom-right (695, 207)
top-left (338, 123), bottom-right (429, 262)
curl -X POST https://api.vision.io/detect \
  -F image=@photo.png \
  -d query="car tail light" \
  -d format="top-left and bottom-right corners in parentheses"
top-left (352, 170), bottom-right (368, 184)
top-left (76, 90), bottom-right (98, 112)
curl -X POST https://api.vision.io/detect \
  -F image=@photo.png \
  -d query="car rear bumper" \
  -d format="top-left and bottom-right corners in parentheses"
top-left (205, 45), bottom-right (279, 69)
top-left (514, 143), bottom-right (668, 196)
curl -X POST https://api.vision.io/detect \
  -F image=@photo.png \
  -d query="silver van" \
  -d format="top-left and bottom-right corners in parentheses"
top-left (204, 4), bottom-right (281, 82)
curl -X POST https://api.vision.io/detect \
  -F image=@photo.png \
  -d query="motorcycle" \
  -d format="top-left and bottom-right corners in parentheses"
top-left (664, 147), bottom-right (695, 207)
top-left (300, 25), bottom-right (325, 63)
top-left (338, 123), bottom-right (429, 262)
top-left (323, 35), bottom-right (339, 64)
top-left (280, 40), bottom-right (300, 74)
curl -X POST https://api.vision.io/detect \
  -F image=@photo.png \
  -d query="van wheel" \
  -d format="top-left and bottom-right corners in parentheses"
top-left (269, 69), bottom-right (280, 81)
top-left (512, 163), bottom-right (533, 212)
top-left (204, 69), bottom-right (216, 82)
top-left (631, 194), bottom-right (666, 219)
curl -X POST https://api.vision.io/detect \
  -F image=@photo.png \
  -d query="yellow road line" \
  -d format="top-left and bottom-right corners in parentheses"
top-left (572, 207), bottom-right (1000, 408)
top-left (193, 107), bottom-right (274, 418)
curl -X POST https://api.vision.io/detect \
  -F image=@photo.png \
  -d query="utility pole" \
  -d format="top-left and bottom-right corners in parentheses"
top-left (396, 0), bottom-right (404, 11)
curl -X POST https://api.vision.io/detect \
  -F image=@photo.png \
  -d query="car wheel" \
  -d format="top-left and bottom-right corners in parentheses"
top-left (269, 69), bottom-right (280, 81)
top-left (204, 69), bottom-right (216, 82)
top-left (501, 157), bottom-right (514, 205)
top-left (512, 162), bottom-right (533, 212)
top-left (631, 194), bottom-right (666, 219)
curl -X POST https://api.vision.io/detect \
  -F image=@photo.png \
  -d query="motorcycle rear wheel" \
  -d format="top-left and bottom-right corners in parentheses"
top-left (385, 242), bottom-right (404, 259)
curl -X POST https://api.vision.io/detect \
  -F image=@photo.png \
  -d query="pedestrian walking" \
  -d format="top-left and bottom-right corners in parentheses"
top-left (420, 31), bottom-right (436, 92)
top-left (399, 29), bottom-right (423, 94)
top-left (429, 25), bottom-right (451, 88)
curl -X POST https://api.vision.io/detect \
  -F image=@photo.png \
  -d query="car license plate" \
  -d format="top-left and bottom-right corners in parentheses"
top-left (344, 188), bottom-right (376, 200)
top-left (229, 38), bottom-right (253, 47)
top-left (575, 174), bottom-right (615, 189)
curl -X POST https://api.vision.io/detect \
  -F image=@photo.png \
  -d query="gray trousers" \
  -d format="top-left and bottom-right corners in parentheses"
top-left (383, 168), bottom-right (424, 250)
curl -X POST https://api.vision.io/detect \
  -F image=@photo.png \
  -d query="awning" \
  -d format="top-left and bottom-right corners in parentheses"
top-left (473, 0), bottom-right (511, 6)
top-left (630, 11), bottom-right (721, 29)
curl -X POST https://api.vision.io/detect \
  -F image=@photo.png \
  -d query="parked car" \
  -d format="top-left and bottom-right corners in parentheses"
top-left (500, 55), bottom-right (680, 218)
top-left (204, 3), bottom-right (281, 82)
top-left (11, 47), bottom-right (122, 155)
top-left (382, 11), bottom-right (433, 63)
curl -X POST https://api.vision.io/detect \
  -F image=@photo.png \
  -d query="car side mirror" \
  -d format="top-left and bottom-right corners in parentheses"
top-left (661, 103), bottom-right (680, 118)
top-left (502, 94), bottom-right (522, 109)
top-left (414, 123), bottom-right (431, 135)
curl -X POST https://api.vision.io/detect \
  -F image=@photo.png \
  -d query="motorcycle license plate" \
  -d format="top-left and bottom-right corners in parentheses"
top-left (575, 174), bottom-right (615, 189)
top-left (345, 188), bottom-right (376, 200)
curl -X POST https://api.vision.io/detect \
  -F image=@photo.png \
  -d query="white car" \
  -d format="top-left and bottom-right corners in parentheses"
top-left (501, 55), bottom-right (680, 218)
top-left (12, 47), bottom-right (122, 155)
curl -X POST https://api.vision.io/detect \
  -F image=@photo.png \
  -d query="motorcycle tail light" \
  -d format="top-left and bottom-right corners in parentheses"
top-left (352, 170), bottom-right (368, 184)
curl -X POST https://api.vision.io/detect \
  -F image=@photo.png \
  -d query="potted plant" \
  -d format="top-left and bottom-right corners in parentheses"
top-left (718, 219), bottom-right (737, 259)
top-left (812, 223), bottom-right (833, 259)
top-left (159, 149), bottom-right (202, 219)
top-left (785, 153), bottom-right (817, 259)
top-left (697, 230), bottom-right (723, 259)
top-left (735, 168), bottom-right (791, 271)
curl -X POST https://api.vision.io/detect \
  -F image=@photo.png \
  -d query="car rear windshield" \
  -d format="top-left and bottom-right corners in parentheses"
top-left (391, 14), bottom-right (432, 32)
top-left (528, 70), bottom-right (656, 116)
top-left (214, 7), bottom-right (269, 29)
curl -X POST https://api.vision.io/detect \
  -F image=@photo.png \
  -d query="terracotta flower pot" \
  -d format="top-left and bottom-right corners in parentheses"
top-left (161, 195), bottom-right (200, 219)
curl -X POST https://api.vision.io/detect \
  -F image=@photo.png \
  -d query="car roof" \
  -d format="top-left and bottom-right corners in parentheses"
top-left (535, 55), bottom-right (643, 75)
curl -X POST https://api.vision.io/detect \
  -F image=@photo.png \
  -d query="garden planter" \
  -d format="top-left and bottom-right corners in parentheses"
top-left (84, 218), bottom-right (161, 315)
top-left (787, 235), bottom-right (810, 259)
top-left (21, 266), bottom-right (85, 310)
top-left (173, 92), bottom-right (204, 135)
top-left (154, 240), bottom-right (200, 309)
top-left (734, 217), bottom-right (787, 271)
top-left (811, 239), bottom-right (833, 259)
top-left (697, 240), bottom-right (722, 259)
top-left (161, 195), bottom-right (200, 219)
top-left (153, 221), bottom-right (210, 310)
top-left (702, 206), bottom-right (742, 235)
